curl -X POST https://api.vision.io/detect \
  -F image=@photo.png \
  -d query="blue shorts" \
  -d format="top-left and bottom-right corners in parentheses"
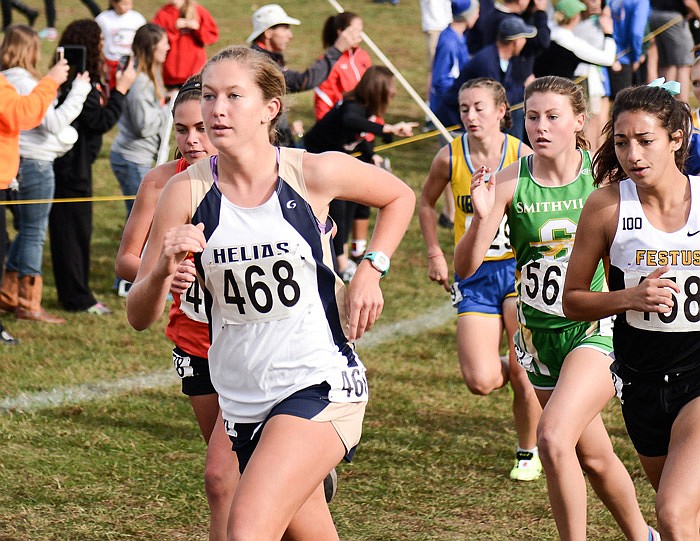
top-left (228, 383), bottom-right (366, 473)
top-left (456, 258), bottom-right (516, 316)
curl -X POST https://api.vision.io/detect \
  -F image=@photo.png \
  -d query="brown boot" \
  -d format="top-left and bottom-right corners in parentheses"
top-left (16, 275), bottom-right (66, 324)
top-left (0, 270), bottom-right (19, 313)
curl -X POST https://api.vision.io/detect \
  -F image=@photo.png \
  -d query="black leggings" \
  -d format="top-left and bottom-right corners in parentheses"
top-left (329, 200), bottom-right (370, 257)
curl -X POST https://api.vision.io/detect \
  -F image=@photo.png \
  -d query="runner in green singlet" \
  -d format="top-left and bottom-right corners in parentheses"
top-left (454, 76), bottom-right (654, 541)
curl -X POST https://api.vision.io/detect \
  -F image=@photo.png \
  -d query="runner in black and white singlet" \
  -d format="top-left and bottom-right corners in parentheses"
top-left (126, 46), bottom-right (415, 540)
top-left (455, 76), bottom-right (653, 541)
top-left (564, 83), bottom-right (700, 540)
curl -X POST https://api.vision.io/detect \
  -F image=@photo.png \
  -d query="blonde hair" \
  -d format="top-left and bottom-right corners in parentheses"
top-left (202, 46), bottom-right (286, 143)
top-left (0, 24), bottom-right (41, 79)
top-left (524, 75), bottom-right (590, 150)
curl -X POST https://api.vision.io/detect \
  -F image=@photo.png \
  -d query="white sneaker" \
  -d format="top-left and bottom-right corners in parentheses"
top-left (323, 468), bottom-right (338, 503)
top-left (38, 27), bottom-right (58, 40)
top-left (339, 260), bottom-right (357, 283)
top-left (117, 279), bottom-right (132, 298)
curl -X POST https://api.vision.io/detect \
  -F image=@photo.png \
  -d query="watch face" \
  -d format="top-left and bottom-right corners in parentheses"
top-left (373, 252), bottom-right (390, 271)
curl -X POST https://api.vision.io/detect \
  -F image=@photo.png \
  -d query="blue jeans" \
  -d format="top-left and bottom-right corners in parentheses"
top-left (110, 150), bottom-right (151, 216)
top-left (6, 158), bottom-right (55, 277)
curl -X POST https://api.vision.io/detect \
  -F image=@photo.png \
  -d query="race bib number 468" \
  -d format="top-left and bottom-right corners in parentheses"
top-left (327, 361), bottom-right (369, 403)
top-left (206, 255), bottom-right (312, 325)
top-left (624, 270), bottom-right (700, 332)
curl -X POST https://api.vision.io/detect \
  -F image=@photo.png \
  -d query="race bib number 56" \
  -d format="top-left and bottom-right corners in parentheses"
top-left (521, 259), bottom-right (568, 317)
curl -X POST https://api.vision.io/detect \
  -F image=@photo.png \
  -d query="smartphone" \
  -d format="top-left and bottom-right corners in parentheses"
top-left (55, 45), bottom-right (86, 73)
top-left (117, 54), bottom-right (130, 71)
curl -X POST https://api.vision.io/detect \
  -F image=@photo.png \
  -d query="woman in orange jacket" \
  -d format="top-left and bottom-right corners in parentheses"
top-left (0, 59), bottom-right (68, 344)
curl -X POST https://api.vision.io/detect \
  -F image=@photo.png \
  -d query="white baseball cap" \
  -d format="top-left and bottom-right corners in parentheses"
top-left (247, 4), bottom-right (301, 43)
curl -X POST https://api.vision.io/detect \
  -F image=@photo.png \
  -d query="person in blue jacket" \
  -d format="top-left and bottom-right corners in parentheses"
top-left (429, 0), bottom-right (480, 116)
top-left (608, 0), bottom-right (650, 98)
top-left (435, 17), bottom-right (536, 137)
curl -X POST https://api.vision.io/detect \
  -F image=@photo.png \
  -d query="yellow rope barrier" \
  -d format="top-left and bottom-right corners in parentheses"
top-left (0, 194), bottom-right (134, 206)
top-left (0, 14), bottom-right (686, 205)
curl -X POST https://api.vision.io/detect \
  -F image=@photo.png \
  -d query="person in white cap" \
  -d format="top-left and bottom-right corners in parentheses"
top-left (248, 4), bottom-right (361, 145)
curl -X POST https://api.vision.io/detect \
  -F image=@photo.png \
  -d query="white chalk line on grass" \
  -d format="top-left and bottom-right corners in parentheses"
top-left (0, 304), bottom-right (454, 414)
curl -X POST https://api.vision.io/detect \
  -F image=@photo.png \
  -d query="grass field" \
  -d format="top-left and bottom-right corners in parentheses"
top-left (0, 0), bottom-right (659, 539)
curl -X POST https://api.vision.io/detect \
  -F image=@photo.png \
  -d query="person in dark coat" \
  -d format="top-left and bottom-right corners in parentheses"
top-left (49, 19), bottom-right (136, 313)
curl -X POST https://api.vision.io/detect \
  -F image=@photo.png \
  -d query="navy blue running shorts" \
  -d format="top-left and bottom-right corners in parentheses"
top-left (227, 383), bottom-right (365, 473)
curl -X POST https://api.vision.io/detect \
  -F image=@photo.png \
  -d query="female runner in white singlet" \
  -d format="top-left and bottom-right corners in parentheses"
top-left (126, 46), bottom-right (415, 541)
top-left (564, 82), bottom-right (699, 540)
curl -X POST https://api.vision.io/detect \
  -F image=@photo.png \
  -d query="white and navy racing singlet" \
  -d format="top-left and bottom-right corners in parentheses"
top-left (608, 176), bottom-right (700, 374)
top-left (190, 147), bottom-right (366, 425)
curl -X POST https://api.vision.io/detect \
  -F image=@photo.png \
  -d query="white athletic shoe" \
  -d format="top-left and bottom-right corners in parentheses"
top-left (324, 468), bottom-right (338, 503)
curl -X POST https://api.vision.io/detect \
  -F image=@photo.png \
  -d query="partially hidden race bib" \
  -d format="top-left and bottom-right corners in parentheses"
top-left (179, 280), bottom-right (208, 323)
top-left (624, 269), bottom-right (700, 332)
top-left (465, 214), bottom-right (511, 259)
top-left (326, 357), bottom-right (369, 403)
top-left (205, 252), bottom-right (313, 325)
top-left (520, 258), bottom-right (568, 317)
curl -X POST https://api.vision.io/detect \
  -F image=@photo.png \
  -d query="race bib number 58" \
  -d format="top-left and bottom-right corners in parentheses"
top-left (625, 270), bottom-right (700, 332)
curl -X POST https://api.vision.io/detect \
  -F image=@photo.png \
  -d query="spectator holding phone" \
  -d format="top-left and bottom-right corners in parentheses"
top-left (109, 22), bottom-right (169, 219)
top-left (0, 44), bottom-right (68, 343)
top-left (96, 0), bottom-right (146, 88)
top-left (152, 0), bottom-right (218, 89)
top-left (0, 24), bottom-right (90, 324)
top-left (50, 19), bottom-right (137, 315)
